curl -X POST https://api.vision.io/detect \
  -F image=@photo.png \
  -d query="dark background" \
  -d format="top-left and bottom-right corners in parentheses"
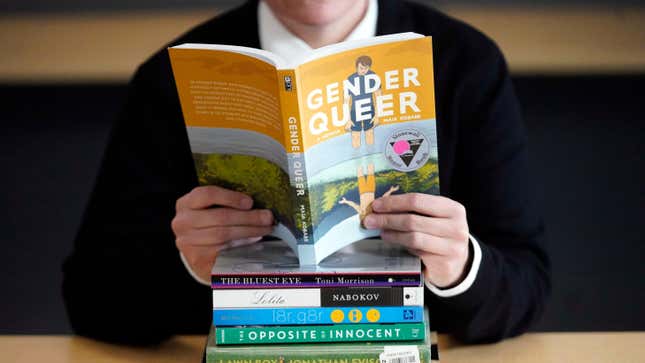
top-left (1, 0), bottom-right (644, 334)
top-left (3, 0), bottom-right (645, 13)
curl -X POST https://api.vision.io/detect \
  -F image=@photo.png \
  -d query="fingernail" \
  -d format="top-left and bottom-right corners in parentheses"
top-left (264, 210), bottom-right (275, 225)
top-left (363, 215), bottom-right (377, 229)
top-left (372, 199), bottom-right (382, 211)
top-left (229, 236), bottom-right (262, 248)
top-left (240, 198), bottom-right (253, 209)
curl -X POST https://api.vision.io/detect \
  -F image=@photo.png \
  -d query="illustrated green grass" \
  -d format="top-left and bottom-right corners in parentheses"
top-left (194, 153), bottom-right (439, 238)
top-left (308, 160), bottom-right (440, 227)
top-left (193, 153), bottom-right (297, 229)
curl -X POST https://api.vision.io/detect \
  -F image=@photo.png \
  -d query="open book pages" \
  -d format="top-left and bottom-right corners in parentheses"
top-left (173, 32), bottom-right (424, 69)
top-left (212, 239), bottom-right (421, 275)
top-left (169, 33), bottom-right (439, 265)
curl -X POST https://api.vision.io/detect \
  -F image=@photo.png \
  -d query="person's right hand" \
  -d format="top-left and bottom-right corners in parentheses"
top-left (171, 185), bottom-right (274, 282)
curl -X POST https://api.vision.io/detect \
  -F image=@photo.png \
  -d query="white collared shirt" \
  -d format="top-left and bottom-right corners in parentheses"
top-left (181, 0), bottom-right (483, 299)
top-left (258, 0), bottom-right (378, 64)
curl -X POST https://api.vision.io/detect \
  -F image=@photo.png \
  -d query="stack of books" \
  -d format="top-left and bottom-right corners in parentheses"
top-left (205, 239), bottom-right (439, 362)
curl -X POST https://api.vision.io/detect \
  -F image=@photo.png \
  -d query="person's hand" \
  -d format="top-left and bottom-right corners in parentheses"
top-left (344, 120), bottom-right (352, 132)
top-left (363, 193), bottom-right (470, 288)
top-left (339, 196), bottom-right (348, 205)
top-left (171, 185), bottom-right (274, 282)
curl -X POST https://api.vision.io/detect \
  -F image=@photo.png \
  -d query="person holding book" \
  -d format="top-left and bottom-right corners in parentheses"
top-left (63, 0), bottom-right (550, 346)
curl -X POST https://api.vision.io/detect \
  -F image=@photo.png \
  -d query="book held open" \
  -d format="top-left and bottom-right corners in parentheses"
top-left (169, 32), bottom-right (440, 265)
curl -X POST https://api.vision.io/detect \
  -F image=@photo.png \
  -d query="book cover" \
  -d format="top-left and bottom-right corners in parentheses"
top-left (211, 239), bottom-right (422, 289)
top-left (205, 309), bottom-right (438, 362)
top-left (215, 321), bottom-right (425, 345)
top-left (213, 306), bottom-right (423, 326)
top-left (169, 33), bottom-right (439, 265)
top-left (212, 286), bottom-right (424, 308)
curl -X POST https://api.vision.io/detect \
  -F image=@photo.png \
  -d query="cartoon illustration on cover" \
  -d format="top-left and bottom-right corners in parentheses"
top-left (344, 55), bottom-right (381, 148)
top-left (338, 164), bottom-right (399, 226)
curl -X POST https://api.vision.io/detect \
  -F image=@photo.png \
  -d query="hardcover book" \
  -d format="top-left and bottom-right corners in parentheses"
top-left (169, 32), bottom-right (440, 265)
top-left (210, 239), bottom-right (423, 289)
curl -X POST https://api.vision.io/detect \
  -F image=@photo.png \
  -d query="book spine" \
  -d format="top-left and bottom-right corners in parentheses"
top-left (213, 306), bottom-right (423, 326)
top-left (277, 69), bottom-right (313, 247)
top-left (215, 321), bottom-right (425, 345)
top-left (207, 345), bottom-right (434, 363)
top-left (211, 272), bottom-right (422, 288)
top-left (212, 287), bottom-right (424, 308)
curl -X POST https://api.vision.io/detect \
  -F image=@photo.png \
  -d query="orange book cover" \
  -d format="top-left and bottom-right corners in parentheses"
top-left (169, 33), bottom-right (439, 265)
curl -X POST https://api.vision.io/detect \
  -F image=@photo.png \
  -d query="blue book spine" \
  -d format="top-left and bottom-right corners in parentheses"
top-left (212, 306), bottom-right (423, 326)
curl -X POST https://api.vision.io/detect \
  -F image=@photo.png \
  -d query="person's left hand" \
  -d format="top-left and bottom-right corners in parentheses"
top-left (363, 193), bottom-right (470, 288)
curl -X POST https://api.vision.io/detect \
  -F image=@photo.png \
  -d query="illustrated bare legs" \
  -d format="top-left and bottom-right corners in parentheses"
top-left (365, 126), bottom-right (375, 146)
top-left (349, 117), bottom-right (377, 149)
top-left (351, 131), bottom-right (361, 149)
top-left (339, 164), bottom-right (376, 227)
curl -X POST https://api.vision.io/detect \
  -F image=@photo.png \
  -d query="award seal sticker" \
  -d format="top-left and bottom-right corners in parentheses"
top-left (384, 129), bottom-right (430, 171)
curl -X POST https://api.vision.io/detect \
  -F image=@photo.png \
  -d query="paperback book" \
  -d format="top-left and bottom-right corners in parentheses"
top-left (212, 306), bottom-right (424, 326)
top-left (212, 286), bottom-right (424, 308)
top-left (215, 321), bottom-right (425, 345)
top-left (205, 309), bottom-right (438, 362)
top-left (169, 32), bottom-right (440, 265)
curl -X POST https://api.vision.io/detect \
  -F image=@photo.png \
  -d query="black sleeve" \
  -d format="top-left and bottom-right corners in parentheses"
top-left (427, 41), bottom-right (551, 343)
top-left (62, 54), bottom-right (211, 346)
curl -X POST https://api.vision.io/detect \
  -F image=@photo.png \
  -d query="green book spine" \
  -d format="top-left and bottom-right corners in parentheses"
top-left (208, 350), bottom-right (433, 363)
top-left (206, 309), bottom-right (438, 362)
top-left (216, 322), bottom-right (425, 345)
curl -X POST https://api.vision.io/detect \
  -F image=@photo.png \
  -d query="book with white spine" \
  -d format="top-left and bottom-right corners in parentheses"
top-left (212, 286), bottom-right (424, 308)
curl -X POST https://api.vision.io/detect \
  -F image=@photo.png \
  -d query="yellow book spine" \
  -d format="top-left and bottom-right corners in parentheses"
top-left (277, 69), bottom-right (312, 244)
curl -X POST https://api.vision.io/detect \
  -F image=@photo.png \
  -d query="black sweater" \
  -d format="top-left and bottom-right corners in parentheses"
top-left (63, 0), bottom-right (550, 345)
